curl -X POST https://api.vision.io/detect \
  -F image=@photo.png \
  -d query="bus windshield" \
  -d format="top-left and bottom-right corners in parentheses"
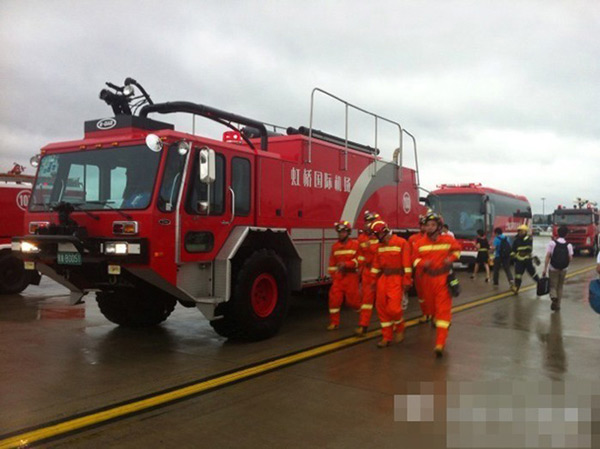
top-left (30, 145), bottom-right (161, 211)
top-left (428, 194), bottom-right (484, 239)
top-left (554, 213), bottom-right (592, 226)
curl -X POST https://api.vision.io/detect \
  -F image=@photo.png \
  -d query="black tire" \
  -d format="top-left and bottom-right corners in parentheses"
top-left (210, 249), bottom-right (290, 341)
top-left (96, 289), bottom-right (176, 327)
top-left (0, 253), bottom-right (30, 294)
top-left (590, 240), bottom-right (598, 257)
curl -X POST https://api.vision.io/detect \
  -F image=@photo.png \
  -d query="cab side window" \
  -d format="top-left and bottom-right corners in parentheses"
top-left (158, 145), bottom-right (187, 212)
top-left (186, 151), bottom-right (225, 215)
top-left (232, 157), bottom-right (250, 216)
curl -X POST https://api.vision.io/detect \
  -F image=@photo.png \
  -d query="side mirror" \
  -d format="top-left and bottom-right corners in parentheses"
top-left (199, 147), bottom-right (216, 183)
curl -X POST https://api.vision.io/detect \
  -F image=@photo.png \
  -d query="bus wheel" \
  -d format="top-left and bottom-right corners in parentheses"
top-left (96, 289), bottom-right (176, 327)
top-left (0, 253), bottom-right (30, 294)
top-left (210, 249), bottom-right (290, 340)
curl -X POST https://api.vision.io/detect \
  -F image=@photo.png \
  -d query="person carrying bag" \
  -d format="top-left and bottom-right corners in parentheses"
top-left (542, 226), bottom-right (573, 311)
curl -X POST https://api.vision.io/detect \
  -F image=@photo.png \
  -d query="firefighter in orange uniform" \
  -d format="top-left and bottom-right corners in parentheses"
top-left (408, 215), bottom-right (431, 323)
top-left (327, 221), bottom-right (361, 330)
top-left (412, 212), bottom-right (461, 357)
top-left (355, 211), bottom-right (381, 336)
top-left (370, 220), bottom-right (412, 348)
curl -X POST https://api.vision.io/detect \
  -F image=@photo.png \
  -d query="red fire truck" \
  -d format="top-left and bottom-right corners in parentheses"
top-left (0, 164), bottom-right (41, 293)
top-left (427, 183), bottom-right (532, 265)
top-left (552, 200), bottom-right (599, 256)
top-left (12, 79), bottom-right (421, 339)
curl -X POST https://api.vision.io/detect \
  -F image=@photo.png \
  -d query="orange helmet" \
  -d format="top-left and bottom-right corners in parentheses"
top-left (335, 221), bottom-right (352, 233)
top-left (364, 210), bottom-right (380, 223)
top-left (370, 220), bottom-right (389, 236)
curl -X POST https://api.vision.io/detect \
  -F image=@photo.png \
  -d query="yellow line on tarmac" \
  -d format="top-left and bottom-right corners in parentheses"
top-left (1, 264), bottom-right (595, 449)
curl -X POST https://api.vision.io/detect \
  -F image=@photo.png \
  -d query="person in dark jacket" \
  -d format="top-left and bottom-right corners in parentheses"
top-left (511, 224), bottom-right (540, 293)
top-left (491, 228), bottom-right (514, 288)
top-left (471, 229), bottom-right (491, 282)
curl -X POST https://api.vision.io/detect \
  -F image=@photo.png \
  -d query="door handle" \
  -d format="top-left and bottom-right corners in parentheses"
top-left (221, 187), bottom-right (235, 225)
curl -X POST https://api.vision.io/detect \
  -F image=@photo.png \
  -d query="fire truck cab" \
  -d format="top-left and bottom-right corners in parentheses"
top-left (0, 165), bottom-right (41, 294)
top-left (552, 201), bottom-right (599, 256)
top-left (12, 79), bottom-right (421, 339)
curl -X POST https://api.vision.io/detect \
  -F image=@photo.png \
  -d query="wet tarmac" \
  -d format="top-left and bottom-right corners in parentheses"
top-left (1, 236), bottom-right (598, 448)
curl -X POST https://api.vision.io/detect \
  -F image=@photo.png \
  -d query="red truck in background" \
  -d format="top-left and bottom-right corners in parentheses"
top-left (12, 79), bottom-right (422, 339)
top-left (552, 199), bottom-right (599, 256)
top-left (0, 164), bottom-right (41, 293)
top-left (427, 183), bottom-right (532, 266)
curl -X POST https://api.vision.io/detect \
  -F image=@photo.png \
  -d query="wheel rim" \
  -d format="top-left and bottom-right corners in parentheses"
top-left (250, 273), bottom-right (278, 318)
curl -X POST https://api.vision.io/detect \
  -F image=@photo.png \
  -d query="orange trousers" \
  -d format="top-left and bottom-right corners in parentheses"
top-left (421, 273), bottom-right (452, 346)
top-left (358, 270), bottom-right (377, 327)
top-left (328, 273), bottom-right (361, 326)
top-left (414, 273), bottom-right (432, 317)
top-left (375, 274), bottom-right (405, 342)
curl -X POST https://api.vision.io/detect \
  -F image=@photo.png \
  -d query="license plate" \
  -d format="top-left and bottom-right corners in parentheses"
top-left (57, 252), bottom-right (82, 265)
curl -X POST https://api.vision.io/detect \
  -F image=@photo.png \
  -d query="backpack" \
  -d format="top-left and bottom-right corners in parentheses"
top-left (550, 240), bottom-right (570, 270)
top-left (499, 236), bottom-right (511, 259)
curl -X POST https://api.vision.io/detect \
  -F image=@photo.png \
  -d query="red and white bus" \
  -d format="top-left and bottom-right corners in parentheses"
top-left (427, 183), bottom-right (532, 265)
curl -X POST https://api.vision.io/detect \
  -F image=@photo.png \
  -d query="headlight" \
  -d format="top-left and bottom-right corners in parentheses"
top-left (112, 221), bottom-right (138, 235)
top-left (21, 241), bottom-right (40, 253)
top-left (103, 242), bottom-right (141, 255)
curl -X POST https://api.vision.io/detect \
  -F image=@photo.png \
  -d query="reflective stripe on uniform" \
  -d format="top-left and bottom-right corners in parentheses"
top-left (405, 267), bottom-right (413, 273)
top-left (380, 321), bottom-right (393, 328)
top-left (379, 246), bottom-right (402, 253)
top-left (370, 239), bottom-right (379, 244)
top-left (418, 244), bottom-right (451, 252)
top-left (393, 319), bottom-right (403, 325)
top-left (334, 250), bottom-right (357, 256)
top-left (329, 308), bottom-right (341, 314)
top-left (413, 258), bottom-right (422, 267)
top-left (452, 251), bottom-right (461, 258)
top-left (436, 320), bottom-right (451, 329)
top-left (360, 242), bottom-right (369, 248)
top-left (361, 304), bottom-right (373, 310)
top-left (328, 267), bottom-right (336, 272)
top-left (371, 268), bottom-right (381, 274)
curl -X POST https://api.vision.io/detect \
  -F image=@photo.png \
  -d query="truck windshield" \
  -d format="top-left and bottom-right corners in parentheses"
top-left (554, 214), bottom-right (592, 225)
top-left (428, 194), bottom-right (484, 239)
top-left (29, 145), bottom-right (161, 211)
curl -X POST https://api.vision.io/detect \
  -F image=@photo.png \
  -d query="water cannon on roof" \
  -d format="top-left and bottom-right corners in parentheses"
top-left (573, 197), bottom-right (597, 209)
top-left (99, 77), bottom-right (154, 116)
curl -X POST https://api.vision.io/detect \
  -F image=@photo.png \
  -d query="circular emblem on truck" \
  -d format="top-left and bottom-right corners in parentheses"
top-left (16, 190), bottom-right (31, 211)
top-left (96, 118), bottom-right (117, 130)
top-left (403, 192), bottom-right (411, 214)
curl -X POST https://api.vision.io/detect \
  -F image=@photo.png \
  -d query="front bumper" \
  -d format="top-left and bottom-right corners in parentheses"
top-left (12, 235), bottom-right (149, 291)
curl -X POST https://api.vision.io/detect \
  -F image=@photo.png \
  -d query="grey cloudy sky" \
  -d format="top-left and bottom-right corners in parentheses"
top-left (1, 0), bottom-right (598, 214)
